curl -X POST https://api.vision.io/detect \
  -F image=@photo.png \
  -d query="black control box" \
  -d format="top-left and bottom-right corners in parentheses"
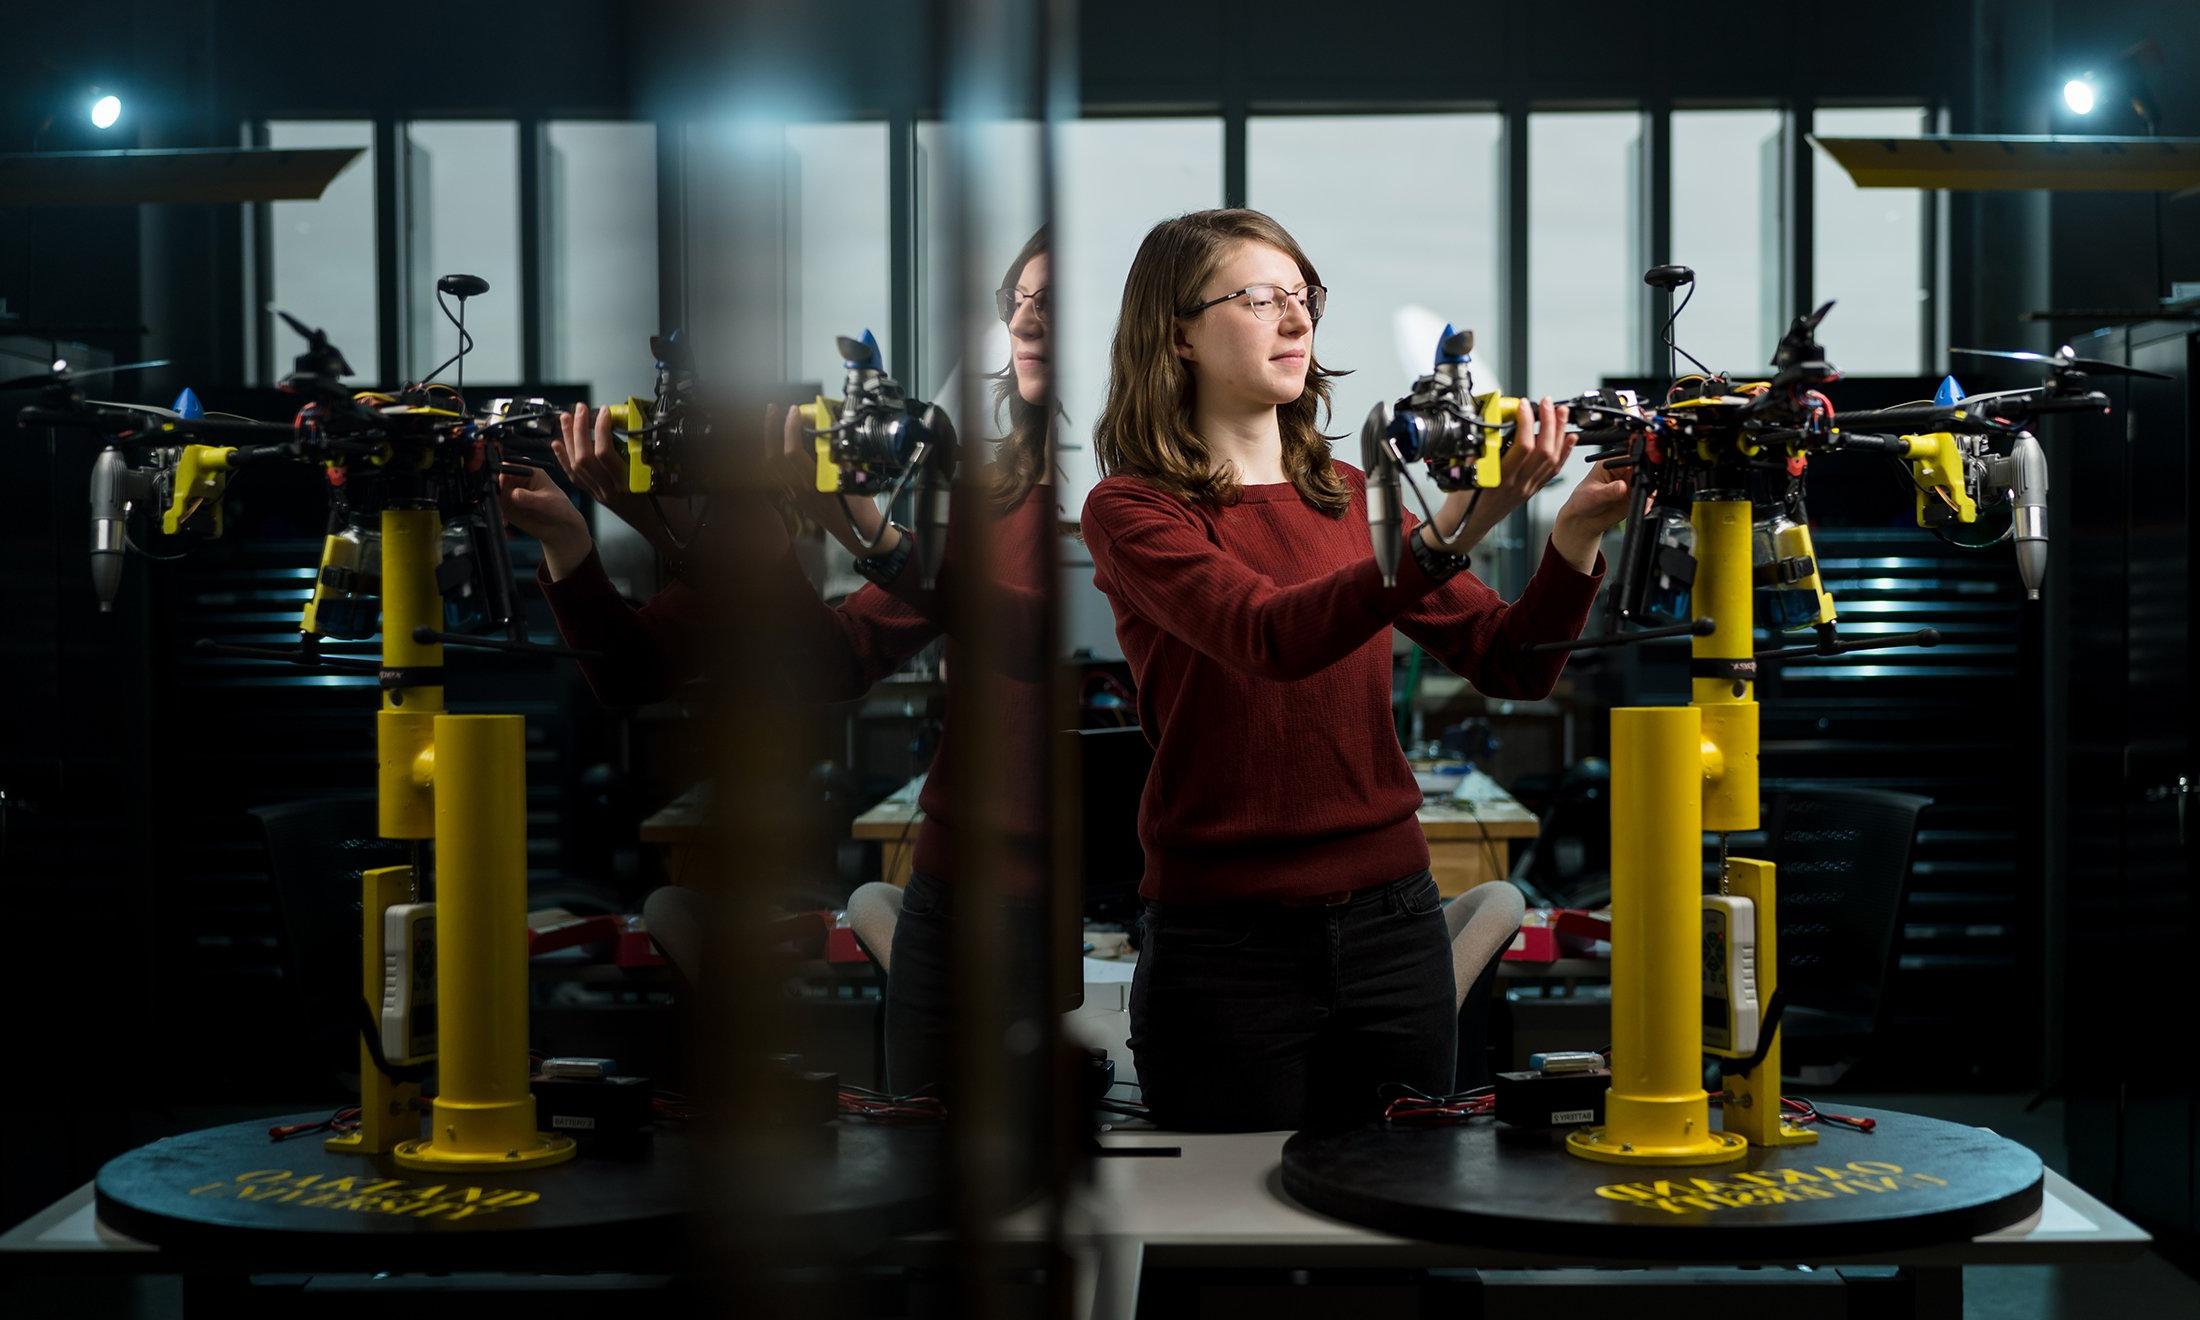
top-left (1493, 1068), bottom-right (1610, 1129)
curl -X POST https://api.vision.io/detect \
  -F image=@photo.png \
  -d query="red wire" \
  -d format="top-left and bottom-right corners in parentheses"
top-left (268, 1106), bottom-right (362, 1141)
top-left (1382, 1092), bottom-right (1495, 1125)
top-left (837, 1089), bottom-right (946, 1125)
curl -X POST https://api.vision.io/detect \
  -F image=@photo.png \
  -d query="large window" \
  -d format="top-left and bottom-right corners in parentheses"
top-left (259, 121), bottom-right (377, 383)
top-left (1247, 114), bottom-right (1505, 459)
top-left (404, 121), bottom-right (521, 385)
top-left (915, 119), bottom-right (1046, 410)
top-left (1527, 111), bottom-right (1645, 401)
top-left (544, 122), bottom-right (660, 403)
top-left (1053, 117), bottom-right (1224, 508)
top-left (783, 123), bottom-right (891, 393)
top-left (1814, 106), bottom-right (1931, 374)
top-left (1671, 108), bottom-right (1785, 379)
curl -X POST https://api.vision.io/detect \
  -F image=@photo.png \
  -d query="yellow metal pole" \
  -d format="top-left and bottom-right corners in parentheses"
top-left (1567, 705), bottom-right (1746, 1165)
top-left (1691, 495), bottom-right (1816, 1146)
top-left (333, 507), bottom-right (445, 1156)
top-left (394, 711), bottom-right (574, 1169)
top-left (1720, 857), bottom-right (1817, 1147)
top-left (378, 508), bottom-right (442, 841)
top-left (1570, 496), bottom-right (1763, 1165)
top-left (1693, 498), bottom-right (1758, 835)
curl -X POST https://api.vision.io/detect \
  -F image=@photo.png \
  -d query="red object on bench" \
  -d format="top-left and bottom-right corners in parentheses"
top-left (1502, 908), bottom-right (1612, 963)
top-left (528, 908), bottom-right (625, 957)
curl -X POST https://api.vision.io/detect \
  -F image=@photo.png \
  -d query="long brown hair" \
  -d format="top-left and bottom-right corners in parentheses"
top-left (985, 225), bottom-right (1052, 512)
top-left (1093, 209), bottom-right (1349, 515)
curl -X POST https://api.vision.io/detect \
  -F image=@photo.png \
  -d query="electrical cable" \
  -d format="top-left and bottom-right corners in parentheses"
top-left (1378, 1082), bottom-right (1496, 1125)
top-left (837, 1084), bottom-right (947, 1124)
top-left (649, 491), bottom-right (710, 553)
top-left (1458, 798), bottom-right (1509, 888)
top-left (354, 999), bottom-right (434, 1083)
top-left (268, 1106), bottom-right (363, 1142)
top-left (1660, 281), bottom-right (1715, 384)
top-left (416, 287), bottom-right (474, 409)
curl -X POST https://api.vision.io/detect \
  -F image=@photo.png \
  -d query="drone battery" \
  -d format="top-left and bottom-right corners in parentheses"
top-left (541, 1056), bottom-right (617, 1080)
top-left (379, 903), bottom-right (437, 1066)
top-left (1529, 1051), bottom-right (1605, 1075)
top-left (533, 1073), bottom-right (652, 1153)
top-left (1702, 895), bottom-right (1761, 1058)
top-left (1638, 506), bottom-right (1697, 625)
top-left (1494, 1068), bottom-right (1609, 1129)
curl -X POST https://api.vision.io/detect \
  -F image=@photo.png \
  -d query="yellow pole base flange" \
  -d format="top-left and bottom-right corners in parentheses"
top-left (1565, 1125), bottom-right (1749, 1167)
top-left (391, 1136), bottom-right (576, 1170)
top-left (392, 1097), bottom-right (577, 1171)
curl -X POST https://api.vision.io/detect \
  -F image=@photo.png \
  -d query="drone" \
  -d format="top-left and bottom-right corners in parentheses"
top-left (795, 329), bottom-right (957, 587)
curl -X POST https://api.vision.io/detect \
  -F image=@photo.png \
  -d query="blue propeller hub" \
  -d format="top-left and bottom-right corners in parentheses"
top-left (844, 328), bottom-right (885, 372)
top-left (171, 387), bottom-right (203, 420)
top-left (1432, 323), bottom-right (1471, 367)
top-left (1934, 374), bottom-right (1966, 407)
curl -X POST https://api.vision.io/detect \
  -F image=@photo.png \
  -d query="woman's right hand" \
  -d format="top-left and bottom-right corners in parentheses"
top-left (497, 464), bottom-right (595, 583)
top-left (557, 404), bottom-right (649, 527)
top-left (1421, 396), bottom-right (1573, 556)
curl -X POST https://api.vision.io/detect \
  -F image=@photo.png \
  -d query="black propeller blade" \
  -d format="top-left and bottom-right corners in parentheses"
top-left (1950, 345), bottom-right (2171, 381)
top-left (0, 358), bottom-right (172, 392)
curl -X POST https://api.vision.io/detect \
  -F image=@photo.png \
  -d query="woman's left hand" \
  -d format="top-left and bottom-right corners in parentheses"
top-left (1550, 458), bottom-right (1632, 572)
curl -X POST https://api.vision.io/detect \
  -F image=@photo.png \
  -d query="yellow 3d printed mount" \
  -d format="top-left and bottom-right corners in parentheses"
top-left (337, 507), bottom-right (574, 1169)
top-left (1567, 497), bottom-right (1819, 1165)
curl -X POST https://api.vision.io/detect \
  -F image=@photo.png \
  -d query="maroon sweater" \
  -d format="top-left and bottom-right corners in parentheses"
top-left (539, 491), bottom-right (1053, 886)
top-left (1080, 464), bottom-right (1604, 904)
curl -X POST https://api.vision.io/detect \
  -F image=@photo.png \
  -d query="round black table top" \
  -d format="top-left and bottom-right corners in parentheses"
top-left (94, 1113), bottom-right (949, 1271)
top-left (1281, 1106), bottom-right (2043, 1260)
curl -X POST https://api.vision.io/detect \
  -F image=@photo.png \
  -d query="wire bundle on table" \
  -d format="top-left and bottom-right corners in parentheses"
top-left (837, 1085), bottom-right (947, 1125)
top-left (268, 1107), bottom-right (362, 1142)
top-left (1379, 1083), bottom-right (1495, 1125)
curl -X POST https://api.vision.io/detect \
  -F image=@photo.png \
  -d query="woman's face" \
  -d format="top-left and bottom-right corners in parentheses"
top-left (1006, 252), bottom-right (1050, 406)
top-left (1174, 240), bottom-right (1314, 412)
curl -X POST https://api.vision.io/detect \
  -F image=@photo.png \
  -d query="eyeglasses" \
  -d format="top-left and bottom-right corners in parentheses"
top-left (996, 286), bottom-right (1051, 324)
top-left (1179, 283), bottom-right (1326, 324)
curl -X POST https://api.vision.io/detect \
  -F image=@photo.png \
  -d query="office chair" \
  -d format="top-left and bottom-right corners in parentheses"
top-left (1763, 785), bottom-right (1932, 1086)
top-left (845, 881), bottom-right (904, 974)
top-left (1448, 880), bottom-right (1526, 1089)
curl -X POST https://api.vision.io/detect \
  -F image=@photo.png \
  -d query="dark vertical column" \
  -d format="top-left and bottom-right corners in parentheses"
top-left (375, 118), bottom-right (404, 383)
top-left (1641, 102), bottom-right (1672, 379)
top-left (1784, 99), bottom-right (1814, 325)
top-left (890, 115), bottom-right (917, 381)
top-left (1501, 99), bottom-right (1532, 587)
top-left (655, 120), bottom-right (685, 337)
top-left (1221, 0), bottom-right (1246, 208)
top-left (518, 119), bottom-right (545, 384)
top-left (248, 121), bottom-right (273, 386)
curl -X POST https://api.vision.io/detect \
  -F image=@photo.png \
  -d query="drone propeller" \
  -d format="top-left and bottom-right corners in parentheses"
top-left (0, 358), bottom-right (173, 392)
top-left (1950, 345), bottom-right (2171, 381)
top-left (274, 309), bottom-right (356, 381)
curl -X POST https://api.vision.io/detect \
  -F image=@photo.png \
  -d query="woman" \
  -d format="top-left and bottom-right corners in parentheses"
top-left (1081, 208), bottom-right (1630, 1131)
top-left (499, 228), bottom-right (1058, 1098)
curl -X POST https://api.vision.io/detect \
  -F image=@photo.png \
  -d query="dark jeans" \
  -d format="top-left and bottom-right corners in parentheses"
top-left (884, 870), bottom-right (1051, 1098)
top-left (1129, 871), bottom-right (1456, 1132)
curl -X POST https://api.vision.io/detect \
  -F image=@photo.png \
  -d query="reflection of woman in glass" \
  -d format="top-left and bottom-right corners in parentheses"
top-left (498, 228), bottom-right (1057, 1098)
top-left (1082, 208), bottom-right (1629, 1131)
